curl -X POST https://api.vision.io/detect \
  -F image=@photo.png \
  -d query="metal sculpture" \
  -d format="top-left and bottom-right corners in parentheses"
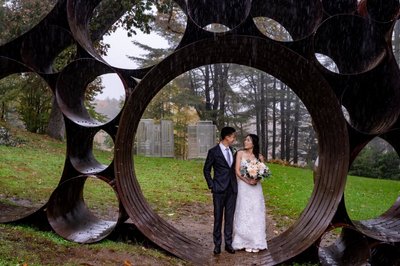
top-left (1, 0), bottom-right (400, 264)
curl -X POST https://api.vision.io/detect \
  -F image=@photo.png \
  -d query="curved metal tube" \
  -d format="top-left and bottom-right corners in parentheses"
top-left (0, 0), bottom-right (399, 265)
top-left (115, 35), bottom-right (349, 264)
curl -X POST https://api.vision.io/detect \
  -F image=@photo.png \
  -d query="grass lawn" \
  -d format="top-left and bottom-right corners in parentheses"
top-left (344, 175), bottom-right (400, 220)
top-left (1, 129), bottom-right (400, 264)
top-left (265, 163), bottom-right (400, 223)
top-left (0, 223), bottom-right (185, 266)
top-left (1, 129), bottom-right (399, 222)
top-left (0, 131), bottom-right (65, 206)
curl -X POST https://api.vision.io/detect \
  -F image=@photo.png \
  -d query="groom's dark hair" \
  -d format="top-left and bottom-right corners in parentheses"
top-left (220, 126), bottom-right (236, 140)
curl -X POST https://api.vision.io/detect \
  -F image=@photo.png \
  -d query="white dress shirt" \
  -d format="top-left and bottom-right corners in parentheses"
top-left (219, 143), bottom-right (233, 166)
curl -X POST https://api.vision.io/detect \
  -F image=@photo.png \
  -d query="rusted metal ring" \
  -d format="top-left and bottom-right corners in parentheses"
top-left (322, 0), bottom-right (358, 16)
top-left (318, 227), bottom-right (370, 265)
top-left (186, 0), bottom-right (252, 31)
top-left (47, 175), bottom-right (121, 243)
top-left (250, 0), bottom-right (323, 41)
top-left (313, 15), bottom-right (400, 134)
top-left (365, 0), bottom-right (400, 23)
top-left (56, 58), bottom-right (127, 127)
top-left (314, 14), bottom-right (387, 75)
top-left (347, 130), bottom-right (400, 243)
top-left (0, 57), bottom-right (58, 223)
top-left (115, 35), bottom-right (349, 264)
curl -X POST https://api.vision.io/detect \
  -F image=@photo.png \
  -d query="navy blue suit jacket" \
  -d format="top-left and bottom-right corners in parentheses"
top-left (203, 144), bottom-right (237, 194)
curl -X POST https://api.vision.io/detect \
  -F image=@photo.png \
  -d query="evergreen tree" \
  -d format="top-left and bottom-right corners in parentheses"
top-left (17, 74), bottom-right (52, 133)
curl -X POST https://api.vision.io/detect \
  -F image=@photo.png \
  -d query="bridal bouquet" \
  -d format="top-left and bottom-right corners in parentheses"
top-left (241, 159), bottom-right (271, 180)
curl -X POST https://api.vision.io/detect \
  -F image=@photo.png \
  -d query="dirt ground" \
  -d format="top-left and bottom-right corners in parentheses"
top-left (165, 202), bottom-right (285, 266)
top-left (1, 201), bottom-right (291, 266)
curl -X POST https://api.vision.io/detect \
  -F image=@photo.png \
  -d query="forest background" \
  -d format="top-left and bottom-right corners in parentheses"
top-left (1, 0), bottom-right (400, 180)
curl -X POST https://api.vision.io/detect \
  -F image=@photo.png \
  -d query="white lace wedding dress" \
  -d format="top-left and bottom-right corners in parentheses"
top-left (232, 159), bottom-right (268, 251)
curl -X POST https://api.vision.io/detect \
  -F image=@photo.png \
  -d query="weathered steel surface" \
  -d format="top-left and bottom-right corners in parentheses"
top-left (0, 0), bottom-right (399, 264)
top-left (46, 175), bottom-right (122, 243)
top-left (319, 227), bottom-right (370, 265)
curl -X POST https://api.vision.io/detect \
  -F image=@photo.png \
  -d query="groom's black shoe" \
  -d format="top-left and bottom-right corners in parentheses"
top-left (225, 245), bottom-right (235, 254)
top-left (213, 246), bottom-right (221, 255)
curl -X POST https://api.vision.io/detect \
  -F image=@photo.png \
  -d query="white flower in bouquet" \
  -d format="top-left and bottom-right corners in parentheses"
top-left (247, 163), bottom-right (259, 178)
top-left (242, 159), bottom-right (271, 180)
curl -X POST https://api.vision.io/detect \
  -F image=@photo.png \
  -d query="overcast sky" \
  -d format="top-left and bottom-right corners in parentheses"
top-left (96, 27), bottom-right (168, 100)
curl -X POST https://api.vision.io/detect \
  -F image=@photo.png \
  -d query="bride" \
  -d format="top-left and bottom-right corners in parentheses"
top-left (232, 134), bottom-right (268, 253)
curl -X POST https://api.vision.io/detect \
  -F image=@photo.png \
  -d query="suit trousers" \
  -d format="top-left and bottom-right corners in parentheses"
top-left (212, 184), bottom-right (237, 247)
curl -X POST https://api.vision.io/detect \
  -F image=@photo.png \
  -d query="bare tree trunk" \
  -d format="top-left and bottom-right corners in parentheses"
top-left (293, 96), bottom-right (300, 164)
top-left (254, 73), bottom-right (261, 137)
top-left (280, 83), bottom-right (285, 160)
top-left (187, 63), bottom-right (232, 129)
top-left (260, 73), bottom-right (268, 159)
top-left (218, 64), bottom-right (229, 127)
top-left (189, 68), bottom-right (207, 121)
top-left (212, 64), bottom-right (220, 128)
top-left (285, 86), bottom-right (291, 162)
top-left (46, 96), bottom-right (65, 140)
top-left (305, 124), bottom-right (318, 165)
top-left (205, 65), bottom-right (211, 112)
top-left (272, 78), bottom-right (277, 159)
top-left (1, 101), bottom-right (5, 121)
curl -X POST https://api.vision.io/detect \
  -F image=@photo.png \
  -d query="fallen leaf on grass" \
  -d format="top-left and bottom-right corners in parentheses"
top-left (123, 260), bottom-right (132, 266)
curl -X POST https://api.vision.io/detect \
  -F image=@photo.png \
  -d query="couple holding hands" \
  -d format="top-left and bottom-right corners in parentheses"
top-left (204, 127), bottom-right (270, 255)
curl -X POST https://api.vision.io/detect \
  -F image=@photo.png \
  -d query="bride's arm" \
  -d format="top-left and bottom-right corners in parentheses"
top-left (235, 151), bottom-right (254, 185)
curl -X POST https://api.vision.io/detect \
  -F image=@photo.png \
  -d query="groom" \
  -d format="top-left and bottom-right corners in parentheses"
top-left (203, 126), bottom-right (237, 255)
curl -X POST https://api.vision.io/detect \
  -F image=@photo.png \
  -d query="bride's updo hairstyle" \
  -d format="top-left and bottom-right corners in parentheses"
top-left (247, 134), bottom-right (260, 160)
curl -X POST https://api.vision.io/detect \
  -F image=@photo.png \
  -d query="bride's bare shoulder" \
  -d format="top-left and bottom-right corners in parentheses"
top-left (235, 150), bottom-right (244, 158)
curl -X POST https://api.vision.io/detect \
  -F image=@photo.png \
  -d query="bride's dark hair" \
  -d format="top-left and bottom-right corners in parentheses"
top-left (247, 134), bottom-right (260, 160)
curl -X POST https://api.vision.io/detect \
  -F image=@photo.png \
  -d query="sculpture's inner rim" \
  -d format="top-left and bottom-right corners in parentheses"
top-left (346, 132), bottom-right (400, 242)
top-left (250, 0), bottom-right (323, 41)
top-left (317, 227), bottom-right (370, 264)
top-left (47, 175), bottom-right (120, 243)
top-left (313, 14), bottom-right (387, 75)
top-left (115, 35), bottom-right (349, 264)
top-left (2, 0), bottom-right (399, 264)
top-left (186, 0), bottom-right (252, 31)
top-left (56, 59), bottom-right (127, 127)
top-left (133, 63), bottom-right (316, 237)
top-left (89, 2), bottom-right (188, 69)
top-left (0, 69), bottom-right (60, 223)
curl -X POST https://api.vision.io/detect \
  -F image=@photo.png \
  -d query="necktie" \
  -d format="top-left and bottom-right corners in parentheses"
top-left (226, 148), bottom-right (232, 166)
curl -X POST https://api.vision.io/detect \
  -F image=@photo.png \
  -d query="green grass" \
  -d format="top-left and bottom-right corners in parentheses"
top-left (1, 128), bottom-right (400, 222)
top-left (0, 130), bottom-right (65, 206)
top-left (264, 164), bottom-right (400, 223)
top-left (1, 129), bottom-right (400, 264)
top-left (135, 156), bottom-right (210, 214)
top-left (263, 164), bottom-right (314, 226)
top-left (0, 223), bottom-right (184, 266)
top-left (344, 175), bottom-right (400, 220)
